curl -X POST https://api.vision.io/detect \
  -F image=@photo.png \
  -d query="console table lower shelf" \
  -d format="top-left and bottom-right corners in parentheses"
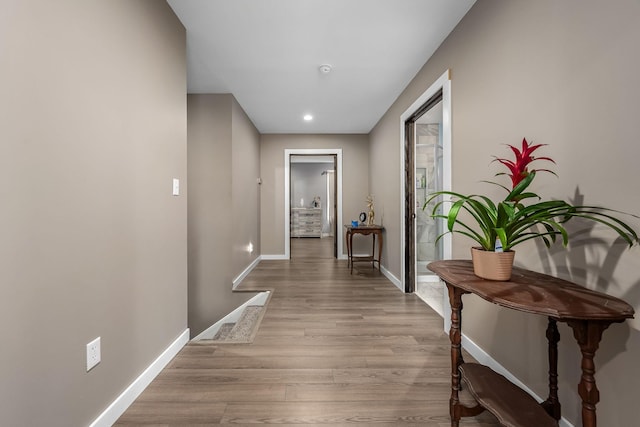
top-left (458, 363), bottom-right (556, 427)
top-left (428, 260), bottom-right (634, 427)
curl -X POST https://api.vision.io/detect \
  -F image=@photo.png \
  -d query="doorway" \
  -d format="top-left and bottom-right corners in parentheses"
top-left (400, 70), bottom-right (452, 322)
top-left (289, 155), bottom-right (337, 258)
top-left (284, 149), bottom-right (343, 260)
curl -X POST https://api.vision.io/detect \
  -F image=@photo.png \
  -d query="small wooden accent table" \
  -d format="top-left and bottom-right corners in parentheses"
top-left (344, 224), bottom-right (383, 274)
top-left (428, 260), bottom-right (634, 427)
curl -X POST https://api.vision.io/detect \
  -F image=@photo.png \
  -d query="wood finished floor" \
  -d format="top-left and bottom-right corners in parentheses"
top-left (115, 238), bottom-right (498, 426)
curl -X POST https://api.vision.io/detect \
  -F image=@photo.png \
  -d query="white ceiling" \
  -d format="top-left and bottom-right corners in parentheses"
top-left (167, 0), bottom-right (475, 134)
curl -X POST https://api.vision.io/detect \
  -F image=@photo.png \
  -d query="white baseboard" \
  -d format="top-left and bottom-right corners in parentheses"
top-left (89, 329), bottom-right (189, 427)
top-left (461, 333), bottom-right (574, 427)
top-left (380, 264), bottom-right (402, 290)
top-left (261, 254), bottom-right (288, 260)
top-left (232, 256), bottom-right (261, 289)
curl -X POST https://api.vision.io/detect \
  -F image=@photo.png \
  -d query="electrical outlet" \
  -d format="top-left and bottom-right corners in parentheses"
top-left (86, 337), bottom-right (101, 372)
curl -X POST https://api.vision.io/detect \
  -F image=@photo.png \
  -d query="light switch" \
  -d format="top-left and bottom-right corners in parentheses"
top-left (172, 178), bottom-right (180, 196)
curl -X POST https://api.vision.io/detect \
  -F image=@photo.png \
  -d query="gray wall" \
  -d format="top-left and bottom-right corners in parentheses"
top-left (188, 94), bottom-right (259, 337)
top-left (260, 134), bottom-right (370, 257)
top-left (291, 163), bottom-right (327, 209)
top-left (0, 1), bottom-right (187, 426)
top-left (370, 0), bottom-right (640, 425)
top-left (232, 97), bottom-right (262, 277)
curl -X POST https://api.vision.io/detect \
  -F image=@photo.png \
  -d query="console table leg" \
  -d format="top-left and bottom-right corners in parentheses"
top-left (371, 234), bottom-right (376, 270)
top-left (377, 232), bottom-right (383, 272)
top-left (446, 283), bottom-right (467, 426)
top-left (345, 230), bottom-right (350, 267)
top-left (567, 320), bottom-right (612, 427)
top-left (542, 318), bottom-right (561, 420)
top-left (349, 231), bottom-right (354, 274)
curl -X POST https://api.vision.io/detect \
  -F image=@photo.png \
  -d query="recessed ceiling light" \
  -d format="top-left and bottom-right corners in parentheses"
top-left (303, 114), bottom-right (313, 121)
top-left (319, 64), bottom-right (332, 74)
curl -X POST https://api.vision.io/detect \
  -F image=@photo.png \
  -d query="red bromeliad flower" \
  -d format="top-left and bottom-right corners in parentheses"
top-left (493, 138), bottom-right (556, 188)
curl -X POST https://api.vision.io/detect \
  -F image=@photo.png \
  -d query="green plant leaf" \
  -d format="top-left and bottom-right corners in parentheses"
top-left (420, 172), bottom-right (639, 252)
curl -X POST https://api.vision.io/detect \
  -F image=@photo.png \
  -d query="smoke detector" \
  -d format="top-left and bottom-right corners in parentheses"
top-left (319, 64), bottom-right (332, 74)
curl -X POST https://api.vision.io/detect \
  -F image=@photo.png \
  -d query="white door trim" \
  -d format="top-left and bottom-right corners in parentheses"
top-left (284, 149), bottom-right (343, 259)
top-left (399, 69), bottom-right (452, 330)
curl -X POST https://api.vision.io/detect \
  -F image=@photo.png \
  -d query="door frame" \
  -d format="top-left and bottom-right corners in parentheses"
top-left (284, 148), bottom-right (343, 260)
top-left (403, 89), bottom-right (444, 293)
top-left (399, 70), bottom-right (453, 325)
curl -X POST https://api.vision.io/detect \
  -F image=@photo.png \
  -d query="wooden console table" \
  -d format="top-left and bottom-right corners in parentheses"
top-left (427, 260), bottom-right (634, 427)
top-left (344, 224), bottom-right (383, 274)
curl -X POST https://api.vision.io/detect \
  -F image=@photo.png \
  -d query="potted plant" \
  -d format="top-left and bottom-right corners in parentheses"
top-left (423, 138), bottom-right (638, 280)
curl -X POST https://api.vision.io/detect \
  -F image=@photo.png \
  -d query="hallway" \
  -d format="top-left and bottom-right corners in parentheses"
top-left (115, 239), bottom-right (498, 426)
